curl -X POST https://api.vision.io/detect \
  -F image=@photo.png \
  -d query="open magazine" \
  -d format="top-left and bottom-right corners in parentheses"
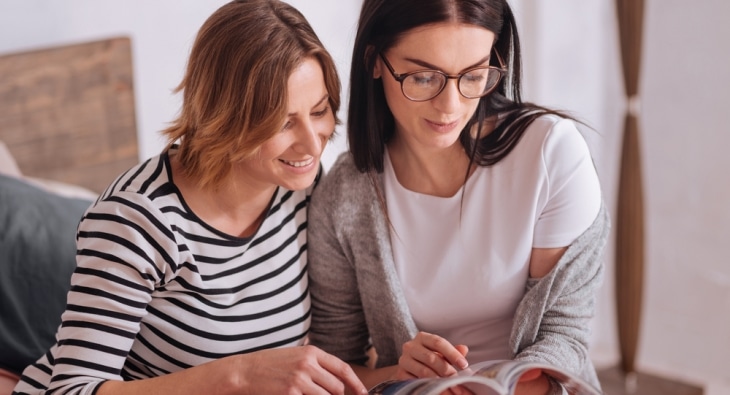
top-left (367, 360), bottom-right (603, 395)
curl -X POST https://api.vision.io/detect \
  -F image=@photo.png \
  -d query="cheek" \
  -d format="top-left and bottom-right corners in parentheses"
top-left (382, 83), bottom-right (415, 122)
top-left (257, 136), bottom-right (290, 160)
top-left (464, 99), bottom-right (480, 118)
top-left (316, 113), bottom-right (336, 138)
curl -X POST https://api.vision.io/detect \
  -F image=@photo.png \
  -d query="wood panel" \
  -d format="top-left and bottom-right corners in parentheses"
top-left (598, 366), bottom-right (704, 395)
top-left (0, 37), bottom-right (138, 193)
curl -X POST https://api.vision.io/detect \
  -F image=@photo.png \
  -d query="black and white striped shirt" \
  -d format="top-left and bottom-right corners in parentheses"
top-left (14, 150), bottom-right (313, 394)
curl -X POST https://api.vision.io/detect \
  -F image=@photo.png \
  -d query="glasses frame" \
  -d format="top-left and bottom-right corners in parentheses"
top-left (378, 51), bottom-right (507, 102)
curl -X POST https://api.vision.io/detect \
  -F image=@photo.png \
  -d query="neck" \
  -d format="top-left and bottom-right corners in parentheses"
top-left (387, 137), bottom-right (473, 198)
top-left (171, 156), bottom-right (276, 238)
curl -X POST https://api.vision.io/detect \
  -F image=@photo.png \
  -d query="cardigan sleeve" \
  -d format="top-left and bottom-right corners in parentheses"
top-left (307, 156), bottom-right (374, 366)
top-left (510, 202), bottom-right (610, 389)
top-left (307, 153), bottom-right (418, 368)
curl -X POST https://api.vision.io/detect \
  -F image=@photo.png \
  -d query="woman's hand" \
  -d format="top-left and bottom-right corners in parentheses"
top-left (514, 369), bottom-right (552, 395)
top-left (394, 331), bottom-right (469, 380)
top-left (239, 345), bottom-right (367, 395)
top-left (98, 345), bottom-right (366, 395)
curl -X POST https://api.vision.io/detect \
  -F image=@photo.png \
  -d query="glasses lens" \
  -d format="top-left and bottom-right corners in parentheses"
top-left (459, 68), bottom-right (502, 98)
top-left (402, 71), bottom-right (446, 101)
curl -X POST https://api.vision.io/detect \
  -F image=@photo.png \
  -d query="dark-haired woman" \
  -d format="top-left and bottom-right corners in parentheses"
top-left (308, 0), bottom-right (609, 394)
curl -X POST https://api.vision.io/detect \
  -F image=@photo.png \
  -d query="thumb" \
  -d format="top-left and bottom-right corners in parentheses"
top-left (518, 368), bottom-right (543, 382)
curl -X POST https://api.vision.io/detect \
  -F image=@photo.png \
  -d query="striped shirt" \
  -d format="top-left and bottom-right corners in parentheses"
top-left (14, 149), bottom-right (314, 394)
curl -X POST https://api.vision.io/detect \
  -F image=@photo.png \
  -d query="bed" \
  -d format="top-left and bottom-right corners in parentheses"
top-left (0, 36), bottom-right (139, 393)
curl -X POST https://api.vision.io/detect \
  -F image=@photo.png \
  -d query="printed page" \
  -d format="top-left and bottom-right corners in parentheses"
top-left (368, 376), bottom-right (503, 395)
top-left (413, 376), bottom-right (503, 395)
top-left (460, 360), bottom-right (602, 395)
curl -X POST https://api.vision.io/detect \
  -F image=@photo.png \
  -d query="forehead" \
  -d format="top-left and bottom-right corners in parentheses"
top-left (389, 22), bottom-right (495, 65)
top-left (286, 57), bottom-right (327, 110)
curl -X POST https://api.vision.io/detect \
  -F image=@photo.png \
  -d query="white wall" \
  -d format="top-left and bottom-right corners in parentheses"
top-left (2, 0), bottom-right (728, 393)
top-left (0, 0), bottom-right (359, 169)
top-left (512, 1), bottom-right (730, 394)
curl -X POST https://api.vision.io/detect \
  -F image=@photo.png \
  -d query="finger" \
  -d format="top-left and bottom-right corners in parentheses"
top-left (444, 384), bottom-right (474, 395)
top-left (416, 332), bottom-right (469, 371)
top-left (397, 352), bottom-right (442, 379)
top-left (514, 372), bottom-right (551, 395)
top-left (314, 348), bottom-right (367, 394)
top-left (455, 344), bottom-right (469, 358)
top-left (393, 366), bottom-right (418, 381)
top-left (517, 368), bottom-right (543, 382)
top-left (401, 340), bottom-right (456, 377)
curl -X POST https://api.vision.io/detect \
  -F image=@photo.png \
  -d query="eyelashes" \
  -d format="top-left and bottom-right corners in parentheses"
top-left (281, 106), bottom-right (331, 132)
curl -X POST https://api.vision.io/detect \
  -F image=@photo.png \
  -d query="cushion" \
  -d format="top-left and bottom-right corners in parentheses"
top-left (0, 141), bottom-right (21, 178)
top-left (0, 174), bottom-right (93, 375)
top-left (24, 177), bottom-right (98, 201)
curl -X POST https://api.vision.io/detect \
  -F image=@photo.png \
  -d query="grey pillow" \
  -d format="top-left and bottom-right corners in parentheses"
top-left (0, 174), bottom-right (92, 374)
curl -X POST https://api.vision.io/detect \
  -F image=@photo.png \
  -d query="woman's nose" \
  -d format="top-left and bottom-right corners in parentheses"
top-left (295, 121), bottom-right (322, 154)
top-left (431, 79), bottom-right (461, 114)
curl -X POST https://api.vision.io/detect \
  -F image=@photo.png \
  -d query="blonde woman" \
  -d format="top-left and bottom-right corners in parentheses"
top-left (14, 1), bottom-right (365, 394)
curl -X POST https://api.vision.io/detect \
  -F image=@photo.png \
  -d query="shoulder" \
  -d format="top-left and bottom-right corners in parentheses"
top-left (525, 114), bottom-right (588, 153)
top-left (313, 151), bottom-right (374, 205)
top-left (85, 152), bottom-right (175, 231)
top-left (105, 152), bottom-right (171, 197)
top-left (310, 151), bottom-right (384, 233)
top-left (517, 114), bottom-right (584, 147)
top-left (506, 114), bottom-right (592, 169)
top-left (321, 152), bottom-right (367, 185)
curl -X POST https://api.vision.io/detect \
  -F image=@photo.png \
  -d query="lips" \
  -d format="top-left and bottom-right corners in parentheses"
top-left (425, 119), bottom-right (460, 132)
top-left (280, 157), bottom-right (314, 168)
top-left (430, 119), bottom-right (458, 126)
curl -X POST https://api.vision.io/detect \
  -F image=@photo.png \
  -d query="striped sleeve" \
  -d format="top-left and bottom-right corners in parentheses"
top-left (22, 193), bottom-right (177, 394)
top-left (14, 151), bottom-right (312, 395)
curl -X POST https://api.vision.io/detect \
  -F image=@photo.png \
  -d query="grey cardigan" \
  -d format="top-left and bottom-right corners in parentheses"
top-left (307, 153), bottom-right (610, 388)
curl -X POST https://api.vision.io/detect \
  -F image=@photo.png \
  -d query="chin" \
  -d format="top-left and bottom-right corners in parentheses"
top-left (426, 134), bottom-right (461, 150)
top-left (279, 173), bottom-right (318, 191)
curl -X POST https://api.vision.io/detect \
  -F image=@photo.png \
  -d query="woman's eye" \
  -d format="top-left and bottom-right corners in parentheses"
top-left (411, 72), bottom-right (440, 86)
top-left (312, 106), bottom-right (330, 117)
top-left (464, 68), bottom-right (488, 81)
top-left (281, 120), bottom-right (292, 131)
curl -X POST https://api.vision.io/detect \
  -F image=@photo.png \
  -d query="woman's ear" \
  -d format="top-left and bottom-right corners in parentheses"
top-left (373, 59), bottom-right (382, 79)
top-left (365, 45), bottom-right (382, 79)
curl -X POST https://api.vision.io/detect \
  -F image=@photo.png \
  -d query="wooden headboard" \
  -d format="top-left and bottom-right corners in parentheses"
top-left (0, 37), bottom-right (139, 193)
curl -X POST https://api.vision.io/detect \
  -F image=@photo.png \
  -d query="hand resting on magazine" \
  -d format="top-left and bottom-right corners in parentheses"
top-left (394, 332), bottom-right (471, 395)
top-left (513, 369), bottom-right (552, 395)
top-left (395, 332), bottom-right (470, 380)
top-left (396, 332), bottom-right (552, 395)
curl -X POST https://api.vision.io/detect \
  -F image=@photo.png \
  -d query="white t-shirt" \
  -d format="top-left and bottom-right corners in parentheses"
top-left (383, 115), bottom-right (602, 363)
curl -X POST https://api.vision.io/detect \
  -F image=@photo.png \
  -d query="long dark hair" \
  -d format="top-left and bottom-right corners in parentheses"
top-left (348, 0), bottom-right (569, 174)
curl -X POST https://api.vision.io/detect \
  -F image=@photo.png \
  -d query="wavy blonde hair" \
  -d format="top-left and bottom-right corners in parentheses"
top-left (163, 0), bottom-right (340, 190)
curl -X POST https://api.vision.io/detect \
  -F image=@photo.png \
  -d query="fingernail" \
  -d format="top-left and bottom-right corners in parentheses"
top-left (457, 358), bottom-right (469, 369)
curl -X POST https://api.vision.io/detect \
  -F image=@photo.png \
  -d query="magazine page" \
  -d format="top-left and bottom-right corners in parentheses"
top-left (415, 375), bottom-right (503, 395)
top-left (368, 379), bottom-right (429, 395)
top-left (368, 375), bottom-right (504, 395)
top-left (464, 360), bottom-right (602, 395)
top-left (368, 360), bottom-right (602, 395)
top-left (526, 367), bottom-right (602, 395)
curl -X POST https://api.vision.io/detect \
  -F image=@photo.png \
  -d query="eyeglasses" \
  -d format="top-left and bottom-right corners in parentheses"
top-left (379, 52), bottom-right (506, 102)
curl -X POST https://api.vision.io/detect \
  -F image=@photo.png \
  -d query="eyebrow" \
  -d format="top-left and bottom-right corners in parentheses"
top-left (403, 54), bottom-right (491, 72)
top-left (288, 94), bottom-right (329, 117)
